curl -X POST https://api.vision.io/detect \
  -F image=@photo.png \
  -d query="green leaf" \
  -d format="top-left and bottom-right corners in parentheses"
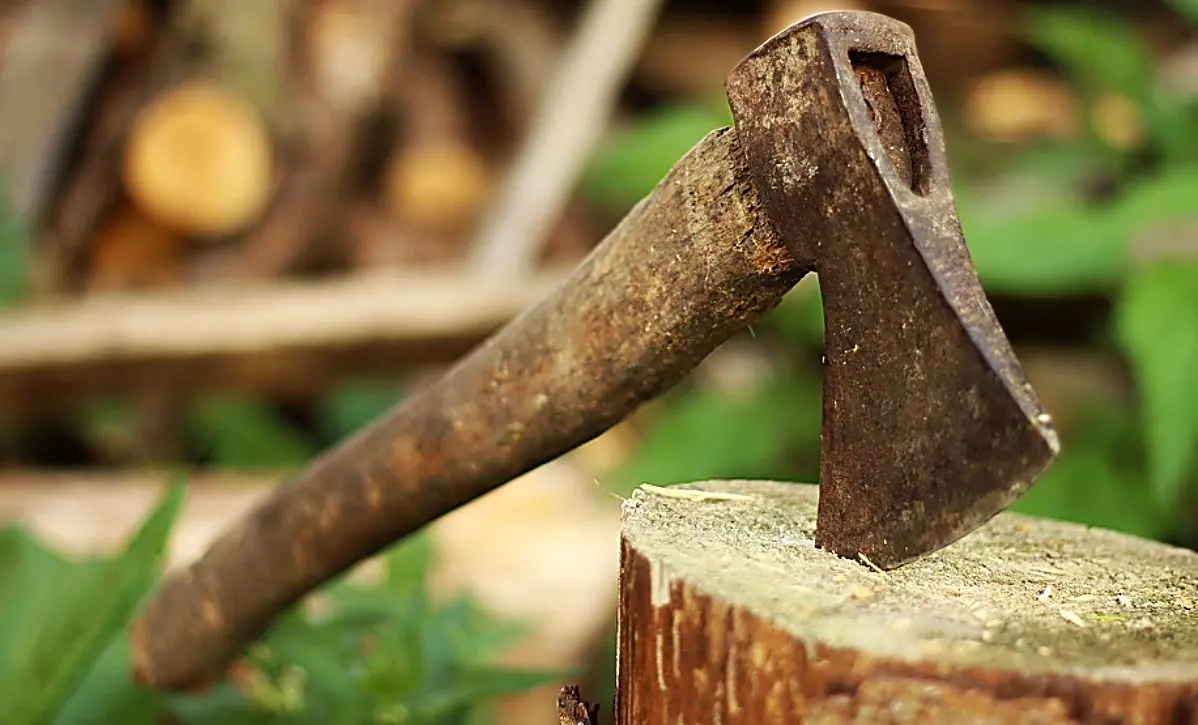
top-left (608, 375), bottom-right (822, 496)
top-left (53, 635), bottom-right (163, 725)
top-left (189, 395), bottom-right (315, 469)
top-left (959, 199), bottom-right (1125, 295)
top-left (1106, 167), bottom-right (1198, 231)
top-left (0, 186), bottom-right (30, 308)
top-left (958, 166), bottom-right (1198, 295)
top-left (0, 528), bottom-right (76, 664)
top-left (0, 482), bottom-right (186, 725)
top-left (957, 142), bottom-right (1101, 217)
top-left (580, 103), bottom-right (731, 214)
top-left (1114, 261), bottom-right (1198, 505)
top-left (165, 684), bottom-right (264, 725)
top-left (1010, 404), bottom-right (1171, 539)
top-left (951, 144), bottom-right (1117, 295)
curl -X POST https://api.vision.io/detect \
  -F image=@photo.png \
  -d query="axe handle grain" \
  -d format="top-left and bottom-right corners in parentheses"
top-left (129, 127), bottom-right (808, 691)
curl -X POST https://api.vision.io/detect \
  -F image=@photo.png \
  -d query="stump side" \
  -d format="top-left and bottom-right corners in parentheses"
top-left (615, 480), bottom-right (1198, 724)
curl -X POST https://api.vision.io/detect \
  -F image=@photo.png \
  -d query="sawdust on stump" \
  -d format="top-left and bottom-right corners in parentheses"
top-left (616, 480), bottom-right (1198, 724)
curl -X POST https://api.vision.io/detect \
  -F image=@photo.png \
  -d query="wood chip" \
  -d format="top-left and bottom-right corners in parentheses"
top-left (638, 484), bottom-right (754, 502)
top-left (857, 552), bottom-right (888, 576)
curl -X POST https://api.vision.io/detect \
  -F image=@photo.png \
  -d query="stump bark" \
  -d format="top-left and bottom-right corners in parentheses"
top-left (616, 480), bottom-right (1198, 724)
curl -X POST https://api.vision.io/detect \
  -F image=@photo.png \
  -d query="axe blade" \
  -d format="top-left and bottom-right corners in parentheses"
top-left (725, 11), bottom-right (1060, 568)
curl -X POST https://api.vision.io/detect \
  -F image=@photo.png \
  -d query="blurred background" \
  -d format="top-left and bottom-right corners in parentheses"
top-left (0, 0), bottom-right (1196, 723)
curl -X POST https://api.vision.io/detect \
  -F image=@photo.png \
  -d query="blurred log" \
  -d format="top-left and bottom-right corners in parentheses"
top-left (962, 69), bottom-right (1077, 143)
top-left (46, 9), bottom-right (198, 275)
top-left (198, 0), bottom-right (419, 280)
top-left (617, 480), bottom-right (1198, 724)
top-left (379, 40), bottom-right (596, 270)
top-left (0, 0), bottom-right (126, 225)
top-left (86, 202), bottom-right (185, 291)
top-left (381, 52), bottom-right (492, 243)
top-left (123, 81), bottom-right (275, 237)
top-left (0, 268), bottom-right (568, 416)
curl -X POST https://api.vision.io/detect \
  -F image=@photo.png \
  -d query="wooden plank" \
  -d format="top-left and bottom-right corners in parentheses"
top-left (0, 268), bottom-right (568, 410)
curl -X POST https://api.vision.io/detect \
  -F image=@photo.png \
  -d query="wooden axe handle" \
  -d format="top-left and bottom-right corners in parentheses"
top-left (130, 127), bottom-right (808, 691)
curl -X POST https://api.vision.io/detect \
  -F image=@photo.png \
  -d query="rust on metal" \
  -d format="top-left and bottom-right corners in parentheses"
top-left (725, 11), bottom-right (1058, 569)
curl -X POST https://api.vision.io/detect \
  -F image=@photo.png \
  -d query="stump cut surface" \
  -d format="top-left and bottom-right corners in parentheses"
top-left (616, 480), bottom-right (1198, 724)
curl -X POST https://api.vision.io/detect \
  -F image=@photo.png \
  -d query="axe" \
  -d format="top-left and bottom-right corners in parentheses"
top-left (131, 10), bottom-right (1059, 691)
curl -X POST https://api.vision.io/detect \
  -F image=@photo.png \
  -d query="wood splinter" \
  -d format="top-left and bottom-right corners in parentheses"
top-left (617, 480), bottom-right (1198, 724)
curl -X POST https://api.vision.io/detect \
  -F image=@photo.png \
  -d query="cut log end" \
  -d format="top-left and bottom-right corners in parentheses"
top-left (616, 480), bottom-right (1198, 724)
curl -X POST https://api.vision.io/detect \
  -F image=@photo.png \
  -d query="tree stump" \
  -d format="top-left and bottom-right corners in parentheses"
top-left (616, 481), bottom-right (1198, 724)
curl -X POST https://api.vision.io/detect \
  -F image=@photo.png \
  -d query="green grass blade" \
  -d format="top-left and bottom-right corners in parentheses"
top-left (0, 482), bottom-right (186, 725)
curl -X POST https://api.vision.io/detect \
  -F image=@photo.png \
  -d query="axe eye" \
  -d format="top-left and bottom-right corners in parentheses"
top-left (848, 51), bottom-right (930, 196)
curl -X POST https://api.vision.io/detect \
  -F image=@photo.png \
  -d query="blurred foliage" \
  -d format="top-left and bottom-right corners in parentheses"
top-left (1167, 0), bottom-right (1198, 24)
top-left (168, 534), bottom-right (563, 725)
top-left (0, 485), bottom-right (560, 725)
top-left (584, 3), bottom-right (1198, 543)
top-left (0, 182), bottom-right (30, 308)
top-left (316, 381), bottom-right (405, 442)
top-left (0, 482), bottom-right (184, 724)
top-left (1115, 262), bottom-right (1198, 507)
top-left (172, 382), bottom-right (406, 470)
top-left (188, 395), bottom-right (316, 469)
top-left (608, 373), bottom-right (822, 493)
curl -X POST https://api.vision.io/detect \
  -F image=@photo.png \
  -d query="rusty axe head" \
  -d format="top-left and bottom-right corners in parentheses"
top-left (725, 11), bottom-right (1060, 568)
